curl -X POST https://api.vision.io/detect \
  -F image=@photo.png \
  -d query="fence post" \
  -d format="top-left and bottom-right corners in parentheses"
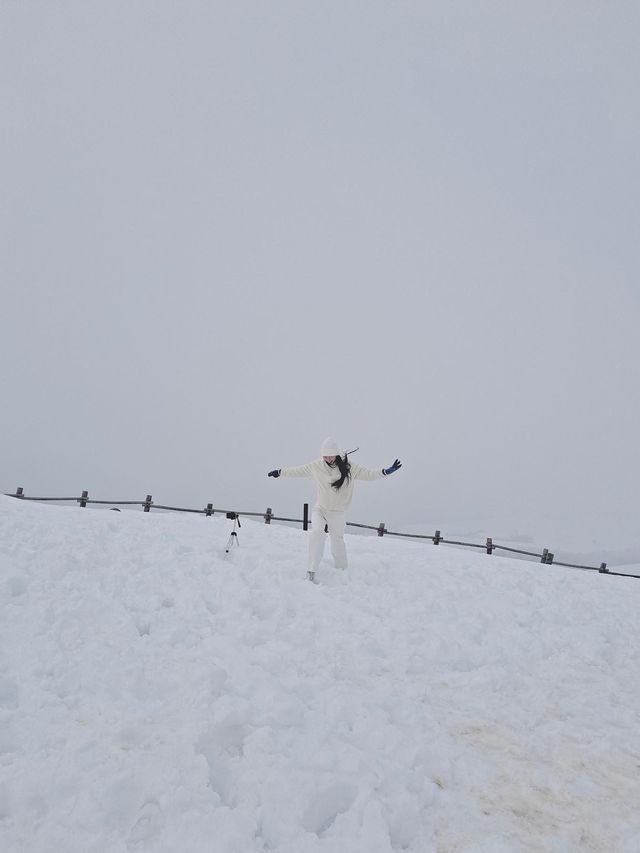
top-left (144, 495), bottom-right (153, 512)
top-left (599, 563), bottom-right (609, 573)
top-left (16, 487), bottom-right (24, 498)
top-left (79, 490), bottom-right (88, 508)
top-left (303, 503), bottom-right (309, 531)
top-left (265, 507), bottom-right (272, 524)
top-left (541, 548), bottom-right (549, 563)
top-left (205, 503), bottom-right (214, 517)
top-left (486, 537), bottom-right (493, 555)
top-left (377, 523), bottom-right (386, 537)
top-left (433, 530), bottom-right (441, 545)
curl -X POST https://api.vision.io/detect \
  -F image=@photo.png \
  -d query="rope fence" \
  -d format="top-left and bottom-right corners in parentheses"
top-left (5, 487), bottom-right (639, 581)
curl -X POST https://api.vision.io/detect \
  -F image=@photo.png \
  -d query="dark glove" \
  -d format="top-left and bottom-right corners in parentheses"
top-left (268, 469), bottom-right (281, 478)
top-left (383, 459), bottom-right (402, 475)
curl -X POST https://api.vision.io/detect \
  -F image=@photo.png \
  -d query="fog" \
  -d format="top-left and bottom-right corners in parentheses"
top-left (2, 2), bottom-right (639, 562)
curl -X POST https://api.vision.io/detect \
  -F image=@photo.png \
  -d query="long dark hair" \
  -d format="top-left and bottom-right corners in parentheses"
top-left (331, 453), bottom-right (351, 490)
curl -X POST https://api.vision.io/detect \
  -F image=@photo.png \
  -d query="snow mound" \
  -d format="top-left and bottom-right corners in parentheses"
top-left (1, 495), bottom-right (639, 853)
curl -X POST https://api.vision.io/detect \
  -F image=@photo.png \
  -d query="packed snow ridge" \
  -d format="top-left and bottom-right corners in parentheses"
top-left (1, 495), bottom-right (639, 853)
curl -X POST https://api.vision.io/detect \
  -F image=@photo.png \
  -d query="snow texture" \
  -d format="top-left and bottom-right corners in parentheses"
top-left (1, 495), bottom-right (639, 852)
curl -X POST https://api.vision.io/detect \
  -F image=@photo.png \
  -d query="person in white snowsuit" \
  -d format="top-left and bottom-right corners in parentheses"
top-left (268, 438), bottom-right (402, 581)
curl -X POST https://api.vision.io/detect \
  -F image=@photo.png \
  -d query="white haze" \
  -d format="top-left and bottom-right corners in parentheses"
top-left (1, 2), bottom-right (639, 564)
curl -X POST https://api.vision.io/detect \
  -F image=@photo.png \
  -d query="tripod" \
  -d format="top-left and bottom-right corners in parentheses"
top-left (225, 512), bottom-right (241, 554)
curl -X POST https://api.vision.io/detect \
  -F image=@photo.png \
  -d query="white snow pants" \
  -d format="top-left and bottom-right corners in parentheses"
top-left (309, 507), bottom-right (348, 571)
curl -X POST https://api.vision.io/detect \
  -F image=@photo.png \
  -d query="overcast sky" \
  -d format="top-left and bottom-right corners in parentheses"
top-left (2, 1), bottom-right (639, 559)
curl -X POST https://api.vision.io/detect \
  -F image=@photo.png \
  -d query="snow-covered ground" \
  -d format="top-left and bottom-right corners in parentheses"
top-left (1, 495), bottom-right (639, 853)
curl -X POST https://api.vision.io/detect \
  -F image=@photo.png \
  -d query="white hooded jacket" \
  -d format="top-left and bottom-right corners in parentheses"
top-left (281, 458), bottom-right (385, 512)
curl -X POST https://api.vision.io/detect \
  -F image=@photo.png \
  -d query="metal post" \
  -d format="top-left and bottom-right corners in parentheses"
top-left (433, 530), bottom-right (441, 545)
top-left (265, 507), bottom-right (272, 524)
top-left (79, 490), bottom-right (88, 508)
top-left (541, 548), bottom-right (549, 563)
top-left (303, 503), bottom-right (309, 531)
top-left (16, 487), bottom-right (24, 498)
top-left (599, 563), bottom-right (609, 573)
top-left (205, 503), bottom-right (214, 517)
top-left (486, 537), bottom-right (493, 555)
top-left (144, 495), bottom-right (153, 512)
top-left (377, 523), bottom-right (386, 537)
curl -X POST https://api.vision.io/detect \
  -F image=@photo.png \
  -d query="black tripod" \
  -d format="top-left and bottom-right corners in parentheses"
top-left (225, 512), bottom-right (241, 554)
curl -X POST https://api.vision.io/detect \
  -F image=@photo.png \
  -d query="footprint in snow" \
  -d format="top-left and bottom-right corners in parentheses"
top-left (135, 617), bottom-right (151, 637)
top-left (126, 798), bottom-right (165, 848)
top-left (303, 782), bottom-right (358, 836)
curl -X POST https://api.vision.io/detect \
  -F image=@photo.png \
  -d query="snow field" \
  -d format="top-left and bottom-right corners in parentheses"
top-left (1, 495), bottom-right (639, 852)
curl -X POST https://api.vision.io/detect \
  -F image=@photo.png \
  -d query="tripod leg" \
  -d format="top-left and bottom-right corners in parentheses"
top-left (225, 530), bottom-right (239, 553)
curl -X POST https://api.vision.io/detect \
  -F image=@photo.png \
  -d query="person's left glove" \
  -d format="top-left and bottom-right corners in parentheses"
top-left (268, 469), bottom-right (281, 478)
top-left (383, 459), bottom-right (402, 475)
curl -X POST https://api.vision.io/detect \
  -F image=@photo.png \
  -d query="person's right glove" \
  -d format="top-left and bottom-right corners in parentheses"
top-left (383, 459), bottom-right (402, 475)
top-left (268, 469), bottom-right (281, 478)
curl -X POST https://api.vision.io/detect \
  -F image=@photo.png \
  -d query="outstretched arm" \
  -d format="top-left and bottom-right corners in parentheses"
top-left (281, 462), bottom-right (314, 478)
top-left (267, 462), bottom-right (314, 479)
top-left (351, 459), bottom-right (402, 480)
top-left (352, 463), bottom-right (385, 481)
